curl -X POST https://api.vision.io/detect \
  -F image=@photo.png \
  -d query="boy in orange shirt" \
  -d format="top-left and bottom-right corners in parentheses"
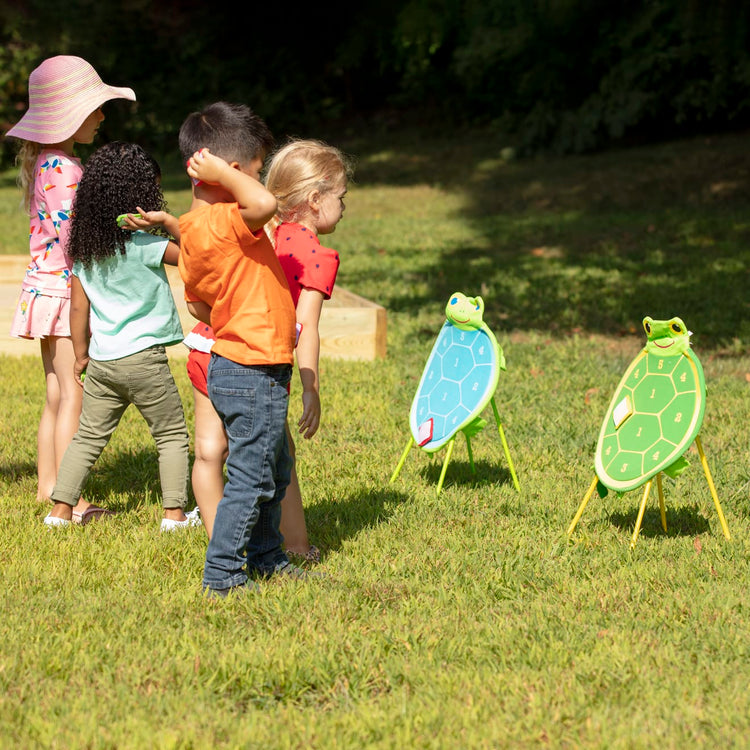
top-left (177, 102), bottom-right (300, 597)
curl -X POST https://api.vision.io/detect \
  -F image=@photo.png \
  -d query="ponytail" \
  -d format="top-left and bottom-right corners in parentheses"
top-left (15, 141), bottom-right (42, 215)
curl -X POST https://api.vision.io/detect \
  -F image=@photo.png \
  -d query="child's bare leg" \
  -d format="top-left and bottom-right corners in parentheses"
top-left (192, 387), bottom-right (227, 538)
top-left (162, 508), bottom-right (187, 521)
top-left (47, 336), bottom-right (95, 515)
top-left (280, 465), bottom-right (311, 553)
top-left (48, 500), bottom-right (74, 521)
top-left (279, 423), bottom-right (313, 554)
top-left (49, 336), bottom-right (83, 462)
top-left (37, 338), bottom-right (60, 500)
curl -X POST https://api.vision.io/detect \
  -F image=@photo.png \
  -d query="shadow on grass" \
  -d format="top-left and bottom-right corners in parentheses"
top-left (0, 459), bottom-right (36, 482)
top-left (608, 505), bottom-right (711, 538)
top-left (0, 452), bottom-right (169, 518)
top-left (304, 486), bottom-right (408, 552)
top-left (419, 458), bottom-right (517, 493)
top-left (69, 449), bottom-right (168, 513)
top-left (344, 127), bottom-right (750, 348)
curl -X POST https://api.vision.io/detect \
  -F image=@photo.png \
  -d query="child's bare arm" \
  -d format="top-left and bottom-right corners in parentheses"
top-left (161, 241), bottom-right (180, 266)
top-left (187, 299), bottom-right (212, 325)
top-left (187, 148), bottom-right (277, 230)
top-left (295, 288), bottom-right (326, 439)
top-left (69, 276), bottom-right (91, 386)
top-left (119, 208), bottom-right (180, 264)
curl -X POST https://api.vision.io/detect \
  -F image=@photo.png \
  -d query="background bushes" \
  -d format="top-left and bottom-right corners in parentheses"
top-left (1, 0), bottom-right (749, 166)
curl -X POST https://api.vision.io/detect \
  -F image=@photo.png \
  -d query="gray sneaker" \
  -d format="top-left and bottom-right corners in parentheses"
top-left (271, 560), bottom-right (325, 580)
top-left (203, 580), bottom-right (260, 599)
top-left (285, 545), bottom-right (321, 565)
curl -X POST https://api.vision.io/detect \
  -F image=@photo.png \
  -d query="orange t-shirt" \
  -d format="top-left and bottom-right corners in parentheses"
top-left (178, 201), bottom-right (296, 366)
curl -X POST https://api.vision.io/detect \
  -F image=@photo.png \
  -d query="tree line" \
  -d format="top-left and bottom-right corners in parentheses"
top-left (2, 0), bottom-right (749, 167)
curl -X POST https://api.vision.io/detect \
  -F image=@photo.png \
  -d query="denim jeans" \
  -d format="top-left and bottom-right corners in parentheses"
top-left (203, 355), bottom-right (293, 590)
top-left (51, 346), bottom-right (189, 509)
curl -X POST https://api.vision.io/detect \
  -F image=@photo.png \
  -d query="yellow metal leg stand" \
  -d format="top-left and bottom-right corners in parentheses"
top-left (567, 475), bottom-right (599, 537)
top-left (465, 434), bottom-right (476, 474)
top-left (695, 435), bottom-right (731, 540)
top-left (571, 437), bottom-right (730, 546)
top-left (392, 397), bottom-right (521, 495)
top-left (656, 473), bottom-right (667, 532)
top-left (436, 438), bottom-right (456, 496)
top-left (630, 479), bottom-right (653, 549)
top-left (491, 398), bottom-right (521, 492)
top-left (389, 436), bottom-right (414, 484)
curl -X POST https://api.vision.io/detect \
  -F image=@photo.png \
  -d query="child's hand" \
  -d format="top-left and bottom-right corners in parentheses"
top-left (186, 148), bottom-right (230, 186)
top-left (74, 355), bottom-right (90, 387)
top-left (120, 208), bottom-right (169, 231)
top-left (298, 390), bottom-right (321, 439)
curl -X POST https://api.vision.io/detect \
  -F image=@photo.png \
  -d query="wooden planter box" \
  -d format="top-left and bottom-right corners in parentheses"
top-left (318, 286), bottom-right (387, 361)
top-left (0, 257), bottom-right (386, 361)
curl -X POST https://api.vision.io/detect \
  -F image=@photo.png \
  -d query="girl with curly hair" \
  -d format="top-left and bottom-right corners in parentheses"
top-left (44, 142), bottom-right (197, 531)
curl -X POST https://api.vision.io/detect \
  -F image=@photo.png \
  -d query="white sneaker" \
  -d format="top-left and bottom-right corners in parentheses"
top-left (44, 514), bottom-right (71, 527)
top-left (160, 507), bottom-right (201, 532)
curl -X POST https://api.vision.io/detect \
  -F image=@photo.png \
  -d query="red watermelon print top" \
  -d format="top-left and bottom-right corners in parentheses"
top-left (273, 222), bottom-right (340, 307)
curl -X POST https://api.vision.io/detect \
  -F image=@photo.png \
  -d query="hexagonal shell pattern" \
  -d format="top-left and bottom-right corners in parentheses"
top-left (594, 348), bottom-right (706, 492)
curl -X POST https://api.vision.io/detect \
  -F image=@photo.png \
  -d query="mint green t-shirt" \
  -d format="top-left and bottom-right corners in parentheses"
top-left (72, 231), bottom-right (184, 361)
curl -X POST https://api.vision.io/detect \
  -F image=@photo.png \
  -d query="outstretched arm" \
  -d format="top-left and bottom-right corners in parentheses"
top-left (120, 208), bottom-right (181, 241)
top-left (119, 209), bottom-right (181, 264)
top-left (186, 148), bottom-right (277, 231)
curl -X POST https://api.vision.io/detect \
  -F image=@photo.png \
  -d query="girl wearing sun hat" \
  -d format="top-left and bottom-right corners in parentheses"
top-left (6, 55), bottom-right (135, 523)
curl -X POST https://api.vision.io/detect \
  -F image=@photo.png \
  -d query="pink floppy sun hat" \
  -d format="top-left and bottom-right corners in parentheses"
top-left (6, 55), bottom-right (136, 144)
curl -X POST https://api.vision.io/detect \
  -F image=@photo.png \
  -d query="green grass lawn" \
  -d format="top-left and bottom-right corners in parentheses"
top-left (1, 129), bottom-right (750, 748)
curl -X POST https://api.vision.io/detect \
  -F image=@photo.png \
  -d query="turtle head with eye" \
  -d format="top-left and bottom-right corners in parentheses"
top-left (643, 316), bottom-right (692, 356)
top-left (446, 292), bottom-right (484, 331)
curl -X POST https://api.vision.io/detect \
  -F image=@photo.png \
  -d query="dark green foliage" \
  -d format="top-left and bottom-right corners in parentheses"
top-left (1, 0), bottom-right (749, 167)
top-left (0, 31), bottom-right (41, 164)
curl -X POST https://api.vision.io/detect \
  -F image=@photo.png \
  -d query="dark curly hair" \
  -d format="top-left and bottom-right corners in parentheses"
top-left (68, 142), bottom-right (166, 268)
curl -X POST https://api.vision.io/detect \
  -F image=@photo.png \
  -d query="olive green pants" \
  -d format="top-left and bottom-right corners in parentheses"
top-left (51, 346), bottom-right (189, 509)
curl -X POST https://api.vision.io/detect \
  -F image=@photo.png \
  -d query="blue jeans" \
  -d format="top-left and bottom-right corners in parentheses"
top-left (203, 355), bottom-right (293, 590)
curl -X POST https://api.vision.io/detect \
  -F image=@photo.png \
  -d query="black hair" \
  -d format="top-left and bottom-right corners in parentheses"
top-left (178, 101), bottom-right (274, 165)
top-left (68, 142), bottom-right (166, 269)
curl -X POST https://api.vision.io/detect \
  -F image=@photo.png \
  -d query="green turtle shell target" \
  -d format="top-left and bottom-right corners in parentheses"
top-left (594, 317), bottom-right (706, 493)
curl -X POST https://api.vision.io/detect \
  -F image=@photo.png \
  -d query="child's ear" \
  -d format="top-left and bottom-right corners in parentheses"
top-left (307, 189), bottom-right (321, 210)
